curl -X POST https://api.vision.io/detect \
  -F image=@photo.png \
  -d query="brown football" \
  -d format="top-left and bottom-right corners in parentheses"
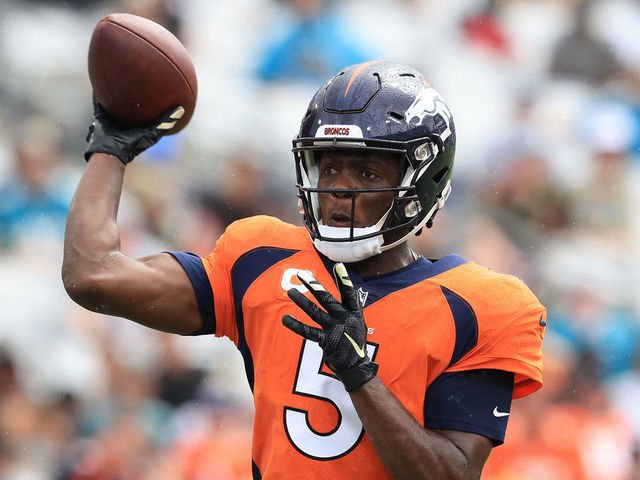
top-left (88, 13), bottom-right (197, 134)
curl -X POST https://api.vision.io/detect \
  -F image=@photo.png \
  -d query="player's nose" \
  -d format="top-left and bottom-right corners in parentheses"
top-left (329, 171), bottom-right (357, 199)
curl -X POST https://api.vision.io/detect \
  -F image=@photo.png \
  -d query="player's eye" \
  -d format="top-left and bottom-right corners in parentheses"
top-left (361, 169), bottom-right (378, 180)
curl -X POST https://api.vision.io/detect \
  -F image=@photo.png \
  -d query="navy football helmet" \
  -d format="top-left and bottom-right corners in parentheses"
top-left (292, 61), bottom-right (455, 257)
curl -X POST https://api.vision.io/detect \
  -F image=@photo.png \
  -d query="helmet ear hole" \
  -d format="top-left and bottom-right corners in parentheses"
top-left (403, 200), bottom-right (420, 218)
top-left (394, 197), bottom-right (421, 221)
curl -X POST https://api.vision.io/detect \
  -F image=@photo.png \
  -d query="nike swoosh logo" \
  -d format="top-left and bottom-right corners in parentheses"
top-left (493, 407), bottom-right (509, 418)
top-left (343, 332), bottom-right (366, 358)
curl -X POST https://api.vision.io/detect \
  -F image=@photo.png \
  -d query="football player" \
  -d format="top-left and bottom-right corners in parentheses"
top-left (63, 61), bottom-right (545, 479)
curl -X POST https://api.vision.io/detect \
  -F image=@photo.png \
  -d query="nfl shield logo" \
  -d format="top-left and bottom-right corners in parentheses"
top-left (357, 287), bottom-right (369, 307)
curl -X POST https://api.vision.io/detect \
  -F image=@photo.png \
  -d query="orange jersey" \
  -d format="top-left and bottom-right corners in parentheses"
top-left (170, 215), bottom-right (545, 479)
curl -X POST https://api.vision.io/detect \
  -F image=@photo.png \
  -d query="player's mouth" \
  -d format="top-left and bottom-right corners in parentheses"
top-left (327, 212), bottom-right (354, 228)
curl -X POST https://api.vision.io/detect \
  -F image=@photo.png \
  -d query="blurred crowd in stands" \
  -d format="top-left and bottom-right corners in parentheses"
top-left (1, 0), bottom-right (640, 478)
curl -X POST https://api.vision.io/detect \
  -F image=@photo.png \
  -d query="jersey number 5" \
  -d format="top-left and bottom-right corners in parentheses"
top-left (283, 339), bottom-right (378, 460)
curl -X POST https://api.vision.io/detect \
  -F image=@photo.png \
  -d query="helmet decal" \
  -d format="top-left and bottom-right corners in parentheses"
top-left (405, 87), bottom-right (454, 142)
top-left (314, 125), bottom-right (363, 138)
top-left (343, 60), bottom-right (384, 97)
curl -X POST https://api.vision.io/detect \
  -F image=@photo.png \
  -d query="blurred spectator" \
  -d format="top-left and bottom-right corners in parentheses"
top-left (168, 407), bottom-right (254, 480)
top-left (608, 357), bottom-right (640, 468)
top-left (479, 149), bottom-right (571, 250)
top-left (255, 0), bottom-right (371, 82)
top-left (632, 441), bottom-right (640, 480)
top-left (155, 335), bottom-right (207, 408)
top-left (115, 0), bottom-right (184, 37)
top-left (570, 100), bottom-right (638, 246)
top-left (484, 349), bottom-right (635, 480)
top-left (0, 115), bottom-right (70, 250)
top-left (176, 149), bottom-right (294, 256)
top-left (549, 0), bottom-right (623, 85)
top-left (18, 0), bottom-right (106, 7)
top-left (0, 346), bottom-right (17, 396)
top-left (591, 0), bottom-right (640, 74)
top-left (461, 0), bottom-right (510, 58)
top-left (549, 285), bottom-right (640, 380)
top-left (194, 151), bottom-right (272, 227)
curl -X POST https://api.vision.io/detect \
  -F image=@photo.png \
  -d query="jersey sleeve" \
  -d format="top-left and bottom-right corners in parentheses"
top-left (424, 369), bottom-right (514, 445)
top-left (435, 263), bottom-right (546, 399)
top-left (446, 286), bottom-right (546, 399)
top-left (200, 227), bottom-right (240, 343)
top-left (169, 216), bottom-right (308, 344)
top-left (167, 224), bottom-right (241, 343)
top-left (168, 251), bottom-right (216, 336)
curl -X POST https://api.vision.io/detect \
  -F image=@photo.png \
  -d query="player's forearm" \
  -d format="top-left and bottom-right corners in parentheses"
top-left (62, 154), bottom-right (126, 304)
top-left (350, 376), bottom-right (482, 480)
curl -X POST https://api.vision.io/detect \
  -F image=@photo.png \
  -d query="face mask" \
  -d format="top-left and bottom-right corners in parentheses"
top-left (313, 224), bottom-right (383, 263)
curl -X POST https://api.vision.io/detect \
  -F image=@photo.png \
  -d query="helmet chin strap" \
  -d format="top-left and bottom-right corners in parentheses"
top-left (314, 225), bottom-right (384, 263)
top-left (313, 180), bottom-right (452, 263)
top-left (313, 208), bottom-right (391, 263)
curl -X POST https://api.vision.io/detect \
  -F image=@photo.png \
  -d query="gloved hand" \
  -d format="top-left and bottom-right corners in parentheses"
top-left (282, 263), bottom-right (378, 392)
top-left (84, 96), bottom-right (184, 164)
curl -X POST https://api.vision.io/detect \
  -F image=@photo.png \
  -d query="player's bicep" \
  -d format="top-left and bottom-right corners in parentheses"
top-left (97, 251), bottom-right (205, 334)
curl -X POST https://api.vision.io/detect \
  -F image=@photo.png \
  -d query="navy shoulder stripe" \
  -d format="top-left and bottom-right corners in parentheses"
top-left (252, 459), bottom-right (262, 479)
top-left (441, 286), bottom-right (478, 367)
top-left (231, 247), bottom-right (299, 391)
top-left (168, 251), bottom-right (216, 335)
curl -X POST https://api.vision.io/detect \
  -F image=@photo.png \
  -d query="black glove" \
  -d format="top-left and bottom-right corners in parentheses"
top-left (84, 96), bottom-right (184, 164)
top-left (282, 263), bottom-right (378, 392)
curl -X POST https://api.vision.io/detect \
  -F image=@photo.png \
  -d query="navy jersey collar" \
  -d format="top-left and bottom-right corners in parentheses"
top-left (317, 252), bottom-right (468, 307)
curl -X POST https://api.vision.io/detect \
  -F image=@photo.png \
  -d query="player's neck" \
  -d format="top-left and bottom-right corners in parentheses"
top-left (347, 242), bottom-right (416, 278)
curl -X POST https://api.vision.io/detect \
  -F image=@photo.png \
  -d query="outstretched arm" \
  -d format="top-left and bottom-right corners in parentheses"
top-left (62, 103), bottom-right (203, 334)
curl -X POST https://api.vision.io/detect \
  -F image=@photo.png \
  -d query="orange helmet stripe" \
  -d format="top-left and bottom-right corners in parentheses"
top-left (344, 60), bottom-right (383, 98)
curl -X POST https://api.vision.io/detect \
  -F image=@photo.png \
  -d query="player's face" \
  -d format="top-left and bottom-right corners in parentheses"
top-left (316, 151), bottom-right (400, 228)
